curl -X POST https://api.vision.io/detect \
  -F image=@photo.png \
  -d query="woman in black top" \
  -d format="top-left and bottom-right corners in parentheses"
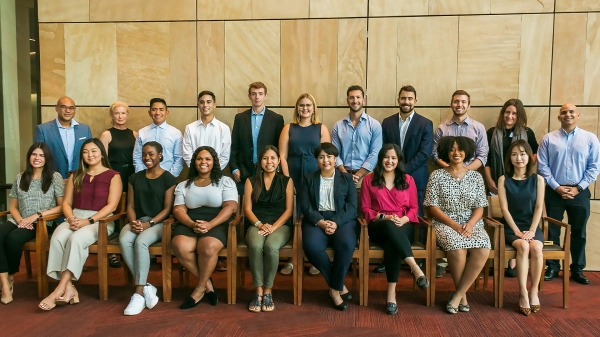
top-left (119, 141), bottom-right (176, 316)
top-left (244, 146), bottom-right (294, 312)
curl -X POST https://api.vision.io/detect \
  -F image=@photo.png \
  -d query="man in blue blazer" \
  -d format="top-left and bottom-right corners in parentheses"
top-left (34, 96), bottom-right (93, 179)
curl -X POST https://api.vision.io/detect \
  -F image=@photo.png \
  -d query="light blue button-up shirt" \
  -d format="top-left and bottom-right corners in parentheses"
top-left (133, 121), bottom-right (184, 177)
top-left (56, 118), bottom-right (79, 172)
top-left (251, 107), bottom-right (265, 164)
top-left (433, 116), bottom-right (489, 166)
top-left (537, 127), bottom-right (600, 190)
top-left (331, 111), bottom-right (383, 171)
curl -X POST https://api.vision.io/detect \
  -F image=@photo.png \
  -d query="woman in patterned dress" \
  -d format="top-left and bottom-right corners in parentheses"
top-left (424, 136), bottom-right (490, 314)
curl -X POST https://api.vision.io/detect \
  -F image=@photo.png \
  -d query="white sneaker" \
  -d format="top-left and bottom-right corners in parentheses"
top-left (143, 283), bottom-right (159, 309)
top-left (124, 293), bottom-right (146, 316)
top-left (308, 265), bottom-right (320, 275)
top-left (280, 262), bottom-right (294, 275)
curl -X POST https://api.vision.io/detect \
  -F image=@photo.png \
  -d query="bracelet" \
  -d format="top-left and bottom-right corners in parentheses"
top-left (37, 211), bottom-right (43, 218)
top-left (66, 216), bottom-right (75, 221)
top-left (254, 220), bottom-right (261, 227)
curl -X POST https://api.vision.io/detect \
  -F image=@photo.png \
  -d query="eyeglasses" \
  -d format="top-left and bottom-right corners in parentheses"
top-left (59, 105), bottom-right (76, 111)
top-left (298, 104), bottom-right (313, 109)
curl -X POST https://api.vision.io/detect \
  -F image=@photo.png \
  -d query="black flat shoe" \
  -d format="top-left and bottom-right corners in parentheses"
top-left (386, 302), bottom-right (398, 315)
top-left (340, 291), bottom-right (352, 301)
top-left (572, 272), bottom-right (590, 285)
top-left (373, 263), bottom-right (386, 273)
top-left (505, 265), bottom-right (517, 278)
top-left (180, 295), bottom-right (202, 309)
top-left (544, 268), bottom-right (559, 281)
top-left (205, 278), bottom-right (218, 305)
top-left (416, 275), bottom-right (430, 289)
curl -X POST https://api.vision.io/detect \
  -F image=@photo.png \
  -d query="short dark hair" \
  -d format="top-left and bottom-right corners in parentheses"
top-left (504, 139), bottom-right (535, 178)
top-left (437, 136), bottom-right (476, 164)
top-left (346, 85), bottom-right (365, 97)
top-left (143, 141), bottom-right (164, 162)
top-left (451, 90), bottom-right (470, 105)
top-left (399, 85), bottom-right (417, 99)
top-left (197, 91), bottom-right (216, 102)
top-left (149, 98), bottom-right (167, 109)
top-left (313, 142), bottom-right (339, 158)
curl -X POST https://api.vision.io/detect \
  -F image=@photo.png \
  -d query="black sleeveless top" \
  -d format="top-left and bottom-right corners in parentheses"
top-left (107, 127), bottom-right (136, 192)
top-left (501, 174), bottom-right (538, 230)
top-left (245, 174), bottom-right (292, 230)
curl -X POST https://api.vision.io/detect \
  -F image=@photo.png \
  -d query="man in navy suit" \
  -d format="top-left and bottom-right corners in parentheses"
top-left (378, 85), bottom-right (433, 273)
top-left (34, 96), bottom-right (93, 179)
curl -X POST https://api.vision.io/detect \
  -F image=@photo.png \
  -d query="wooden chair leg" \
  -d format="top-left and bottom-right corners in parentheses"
top-left (162, 252), bottom-right (172, 302)
top-left (351, 258), bottom-right (357, 292)
top-left (24, 251), bottom-right (33, 280)
top-left (563, 260), bottom-right (569, 309)
top-left (98, 253), bottom-right (108, 300)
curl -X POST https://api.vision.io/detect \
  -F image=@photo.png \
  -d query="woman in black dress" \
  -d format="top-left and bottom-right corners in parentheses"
top-left (498, 140), bottom-right (545, 316)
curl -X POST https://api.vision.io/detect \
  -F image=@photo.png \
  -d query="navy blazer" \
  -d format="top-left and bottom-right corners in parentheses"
top-left (381, 112), bottom-right (433, 190)
top-left (34, 119), bottom-right (93, 178)
top-left (299, 169), bottom-right (357, 227)
top-left (230, 108), bottom-right (284, 180)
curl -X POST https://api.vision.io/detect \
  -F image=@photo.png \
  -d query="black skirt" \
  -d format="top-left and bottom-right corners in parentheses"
top-left (172, 206), bottom-right (233, 246)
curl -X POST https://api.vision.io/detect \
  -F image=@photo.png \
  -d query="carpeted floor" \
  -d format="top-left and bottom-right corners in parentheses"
top-left (2, 256), bottom-right (599, 337)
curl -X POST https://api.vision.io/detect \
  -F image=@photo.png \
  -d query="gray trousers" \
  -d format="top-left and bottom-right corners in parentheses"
top-left (47, 209), bottom-right (114, 281)
top-left (119, 216), bottom-right (163, 285)
top-left (246, 225), bottom-right (291, 288)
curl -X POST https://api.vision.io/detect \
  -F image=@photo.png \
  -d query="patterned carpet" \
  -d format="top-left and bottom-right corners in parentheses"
top-left (2, 257), bottom-right (599, 337)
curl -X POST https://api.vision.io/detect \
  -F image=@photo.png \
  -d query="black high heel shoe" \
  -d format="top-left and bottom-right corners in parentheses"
top-left (205, 278), bottom-right (218, 306)
top-left (180, 289), bottom-right (205, 309)
top-left (329, 290), bottom-right (348, 311)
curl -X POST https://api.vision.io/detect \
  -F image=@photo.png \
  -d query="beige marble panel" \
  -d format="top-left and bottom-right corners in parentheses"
top-left (120, 107), bottom-right (155, 133)
top-left (278, 108), bottom-right (296, 126)
top-left (39, 24), bottom-right (66, 105)
top-left (321, 108), bottom-right (349, 133)
top-left (584, 13), bottom-right (600, 105)
top-left (64, 23), bottom-right (117, 106)
top-left (41, 107), bottom-right (56, 123)
top-left (556, 0), bottom-right (600, 12)
top-left (281, 20), bottom-right (338, 106)
top-left (366, 18), bottom-right (399, 106)
top-left (116, 23), bottom-right (170, 106)
top-left (464, 108), bottom-right (499, 131)
top-left (169, 22), bottom-right (197, 106)
top-left (457, 15), bottom-right (521, 105)
top-left (214, 108), bottom-right (238, 130)
top-left (197, 21), bottom-right (225, 106)
top-left (551, 14), bottom-right (587, 105)
top-left (89, 0), bottom-right (143, 21)
top-left (77, 107), bottom-right (111, 138)
top-left (519, 14), bottom-right (553, 105)
top-left (38, 0), bottom-right (89, 23)
top-left (197, 0), bottom-right (252, 20)
top-left (549, 107), bottom-right (598, 134)
top-left (418, 108), bottom-right (443, 127)
top-left (337, 19), bottom-right (367, 106)
top-left (525, 107), bottom-right (550, 144)
top-left (252, 0), bottom-right (309, 19)
top-left (366, 108), bottom-right (395, 125)
top-left (491, 0), bottom-right (554, 13)
top-left (429, 0), bottom-right (490, 15)
top-left (310, 0), bottom-right (367, 18)
top-left (369, 0), bottom-right (428, 16)
top-left (587, 200), bottom-right (600, 269)
top-left (167, 108), bottom-right (198, 134)
top-left (224, 21), bottom-right (281, 106)
top-left (397, 16), bottom-right (459, 106)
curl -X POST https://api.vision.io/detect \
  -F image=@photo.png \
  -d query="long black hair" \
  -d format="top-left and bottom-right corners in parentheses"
top-left (20, 142), bottom-right (55, 193)
top-left (371, 143), bottom-right (409, 190)
top-left (185, 146), bottom-right (223, 187)
top-left (73, 138), bottom-right (112, 192)
top-left (252, 145), bottom-right (280, 203)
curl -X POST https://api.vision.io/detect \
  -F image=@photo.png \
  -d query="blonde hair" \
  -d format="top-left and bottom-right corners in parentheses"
top-left (109, 101), bottom-right (129, 116)
top-left (293, 93), bottom-right (320, 124)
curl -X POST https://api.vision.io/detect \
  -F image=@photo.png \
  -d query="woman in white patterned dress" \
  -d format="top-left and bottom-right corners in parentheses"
top-left (424, 136), bottom-right (490, 314)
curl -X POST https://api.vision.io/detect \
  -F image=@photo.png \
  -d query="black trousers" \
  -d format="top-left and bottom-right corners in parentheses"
top-left (302, 211), bottom-right (358, 291)
top-left (369, 219), bottom-right (414, 283)
top-left (545, 186), bottom-right (591, 273)
top-left (0, 221), bottom-right (36, 274)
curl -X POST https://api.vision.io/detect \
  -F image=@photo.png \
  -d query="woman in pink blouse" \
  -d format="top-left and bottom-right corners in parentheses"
top-left (360, 144), bottom-right (429, 315)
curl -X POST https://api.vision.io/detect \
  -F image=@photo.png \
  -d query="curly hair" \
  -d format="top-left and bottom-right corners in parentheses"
top-left (371, 144), bottom-right (409, 190)
top-left (437, 136), bottom-right (476, 164)
top-left (185, 146), bottom-right (223, 187)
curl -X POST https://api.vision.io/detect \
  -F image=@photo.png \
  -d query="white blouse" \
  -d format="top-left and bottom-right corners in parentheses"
top-left (174, 176), bottom-right (237, 208)
top-left (318, 173), bottom-right (336, 212)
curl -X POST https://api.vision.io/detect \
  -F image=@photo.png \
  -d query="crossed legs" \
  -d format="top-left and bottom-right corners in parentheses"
top-left (446, 247), bottom-right (489, 308)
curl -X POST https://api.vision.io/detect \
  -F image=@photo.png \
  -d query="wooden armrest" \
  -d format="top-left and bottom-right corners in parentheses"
top-left (229, 215), bottom-right (242, 227)
top-left (417, 216), bottom-right (433, 227)
top-left (39, 213), bottom-right (64, 222)
top-left (483, 216), bottom-right (503, 228)
top-left (543, 216), bottom-right (570, 228)
top-left (0, 210), bottom-right (9, 217)
top-left (98, 212), bottom-right (127, 224)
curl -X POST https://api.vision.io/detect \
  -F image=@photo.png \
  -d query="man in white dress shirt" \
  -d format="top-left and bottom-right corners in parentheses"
top-left (182, 91), bottom-right (231, 170)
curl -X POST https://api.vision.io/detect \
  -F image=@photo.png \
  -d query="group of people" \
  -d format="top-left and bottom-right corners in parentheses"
top-left (0, 82), bottom-right (597, 317)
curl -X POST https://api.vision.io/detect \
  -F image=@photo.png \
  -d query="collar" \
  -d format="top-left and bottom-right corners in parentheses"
top-left (151, 121), bottom-right (169, 129)
top-left (446, 116), bottom-right (472, 126)
top-left (55, 118), bottom-right (78, 129)
top-left (399, 110), bottom-right (415, 122)
top-left (344, 111), bottom-right (367, 123)
top-left (198, 115), bottom-right (217, 127)
top-left (252, 106), bottom-right (266, 116)
top-left (560, 126), bottom-right (579, 136)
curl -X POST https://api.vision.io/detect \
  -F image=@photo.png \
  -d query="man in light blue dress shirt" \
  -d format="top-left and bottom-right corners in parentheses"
top-left (133, 98), bottom-right (183, 177)
top-left (538, 103), bottom-right (600, 285)
top-left (331, 85), bottom-right (383, 185)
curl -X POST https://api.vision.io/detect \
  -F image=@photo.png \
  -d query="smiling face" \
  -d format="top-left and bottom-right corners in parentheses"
top-left (195, 150), bottom-right (213, 175)
top-left (30, 148), bottom-right (46, 169)
top-left (347, 90), bottom-right (365, 113)
top-left (55, 97), bottom-right (76, 124)
top-left (449, 141), bottom-right (466, 165)
top-left (382, 149), bottom-right (398, 172)
top-left (142, 145), bottom-right (161, 170)
top-left (398, 90), bottom-right (417, 114)
top-left (503, 105), bottom-right (518, 128)
top-left (148, 102), bottom-right (169, 125)
top-left (451, 94), bottom-right (470, 118)
top-left (317, 150), bottom-right (336, 171)
top-left (510, 145), bottom-right (529, 169)
top-left (82, 142), bottom-right (102, 166)
top-left (111, 105), bottom-right (128, 127)
top-left (558, 103), bottom-right (580, 130)
top-left (260, 149), bottom-right (280, 173)
top-left (198, 94), bottom-right (216, 118)
top-left (297, 97), bottom-right (314, 120)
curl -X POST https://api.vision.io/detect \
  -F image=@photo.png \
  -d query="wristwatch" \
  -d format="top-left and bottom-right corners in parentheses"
top-left (576, 185), bottom-right (583, 192)
top-left (37, 211), bottom-right (43, 218)
top-left (149, 219), bottom-right (155, 226)
top-left (88, 217), bottom-right (95, 224)
top-left (378, 213), bottom-right (385, 220)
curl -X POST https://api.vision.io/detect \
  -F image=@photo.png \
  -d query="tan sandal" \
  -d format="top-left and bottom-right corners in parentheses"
top-left (56, 285), bottom-right (79, 305)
